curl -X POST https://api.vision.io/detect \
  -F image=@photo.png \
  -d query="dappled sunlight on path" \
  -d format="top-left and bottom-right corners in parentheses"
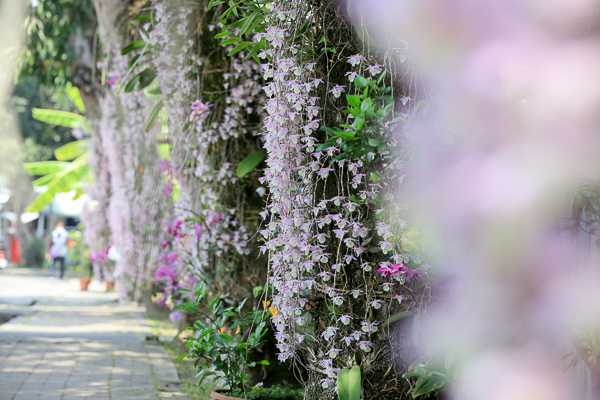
top-left (0, 268), bottom-right (187, 400)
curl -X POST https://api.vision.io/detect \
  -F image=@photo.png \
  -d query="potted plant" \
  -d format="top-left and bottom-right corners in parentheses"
top-left (173, 284), bottom-right (303, 400)
top-left (76, 263), bottom-right (93, 290)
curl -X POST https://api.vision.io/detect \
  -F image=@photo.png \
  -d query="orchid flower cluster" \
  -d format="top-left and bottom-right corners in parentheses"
top-left (82, 129), bottom-right (112, 277)
top-left (256, 0), bottom-right (426, 392)
top-left (148, 2), bottom-right (265, 309)
top-left (87, 51), bottom-right (167, 303)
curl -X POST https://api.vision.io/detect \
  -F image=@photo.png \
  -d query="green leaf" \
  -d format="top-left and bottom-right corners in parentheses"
top-left (32, 173), bottom-right (58, 187)
top-left (235, 297), bottom-right (248, 313)
top-left (220, 37), bottom-right (241, 46)
top-left (354, 351), bottom-right (363, 366)
top-left (234, 343), bottom-right (247, 351)
top-left (25, 156), bottom-right (90, 213)
top-left (257, 360), bottom-right (270, 365)
top-left (349, 366), bottom-right (361, 400)
top-left (385, 311), bottom-right (414, 325)
top-left (145, 101), bottom-right (163, 132)
top-left (214, 31), bottom-right (232, 39)
top-left (346, 95), bottom-right (361, 107)
top-left (128, 54), bottom-right (141, 71)
top-left (172, 354), bottom-right (187, 363)
top-left (23, 161), bottom-right (71, 175)
top-left (247, 16), bottom-right (264, 37)
top-left (236, 150), bottom-right (266, 178)
top-left (208, 295), bottom-right (220, 310)
top-left (54, 140), bottom-right (88, 161)
top-left (338, 368), bottom-right (350, 400)
top-left (208, 0), bottom-right (228, 9)
top-left (315, 141), bottom-right (337, 153)
top-left (136, 15), bottom-right (151, 22)
top-left (412, 373), bottom-right (447, 398)
top-left (64, 85), bottom-right (86, 113)
top-left (253, 286), bottom-right (263, 297)
top-left (360, 98), bottom-right (373, 112)
top-left (121, 40), bottom-right (146, 55)
top-left (228, 41), bottom-right (253, 56)
top-left (137, 68), bottom-right (156, 91)
top-left (377, 70), bottom-right (387, 85)
top-left (354, 76), bottom-right (368, 88)
top-left (32, 108), bottom-right (87, 129)
top-left (124, 75), bottom-right (140, 93)
top-left (239, 14), bottom-right (256, 36)
top-left (368, 138), bottom-right (382, 148)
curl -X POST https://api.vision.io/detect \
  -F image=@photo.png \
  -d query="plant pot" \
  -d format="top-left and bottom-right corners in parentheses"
top-left (210, 389), bottom-right (243, 400)
top-left (106, 281), bottom-right (115, 291)
top-left (79, 277), bottom-right (91, 291)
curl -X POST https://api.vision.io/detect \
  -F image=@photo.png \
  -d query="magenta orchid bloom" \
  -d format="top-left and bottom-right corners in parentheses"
top-left (377, 266), bottom-right (396, 277)
top-left (405, 267), bottom-right (425, 281)
top-left (378, 263), bottom-right (424, 282)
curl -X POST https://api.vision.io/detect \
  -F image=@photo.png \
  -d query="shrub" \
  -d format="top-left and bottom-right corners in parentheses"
top-left (21, 236), bottom-right (47, 268)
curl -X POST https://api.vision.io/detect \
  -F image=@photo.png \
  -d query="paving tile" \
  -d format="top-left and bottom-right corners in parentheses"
top-left (0, 271), bottom-right (189, 400)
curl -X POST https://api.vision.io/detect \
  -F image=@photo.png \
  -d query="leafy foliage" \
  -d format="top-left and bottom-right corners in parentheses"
top-left (11, 78), bottom-right (80, 162)
top-left (22, 111), bottom-right (91, 212)
top-left (18, 0), bottom-right (96, 87)
top-left (174, 284), bottom-right (270, 393)
top-left (317, 73), bottom-right (401, 174)
top-left (208, 0), bottom-right (274, 62)
top-left (231, 381), bottom-right (303, 400)
top-left (402, 354), bottom-right (456, 398)
top-left (21, 236), bottom-right (47, 268)
top-left (236, 151), bottom-right (266, 178)
top-left (337, 366), bottom-right (361, 400)
top-left (32, 108), bottom-right (89, 130)
top-left (24, 155), bottom-right (90, 213)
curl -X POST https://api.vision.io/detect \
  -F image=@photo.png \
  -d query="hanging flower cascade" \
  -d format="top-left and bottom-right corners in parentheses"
top-left (257, 1), bottom-right (425, 391)
top-left (94, 50), bottom-right (167, 303)
top-left (148, 2), bottom-right (266, 314)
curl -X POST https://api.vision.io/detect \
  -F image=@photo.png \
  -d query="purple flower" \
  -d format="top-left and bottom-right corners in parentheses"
top-left (366, 64), bottom-right (383, 76)
top-left (377, 266), bottom-right (396, 277)
top-left (191, 100), bottom-right (212, 116)
top-left (328, 85), bottom-right (345, 98)
top-left (347, 54), bottom-right (365, 66)
top-left (342, 336), bottom-right (355, 346)
top-left (345, 71), bottom-right (358, 82)
top-left (322, 326), bottom-right (339, 340)
top-left (405, 267), bottom-right (425, 282)
top-left (169, 310), bottom-right (183, 323)
top-left (358, 341), bottom-right (374, 352)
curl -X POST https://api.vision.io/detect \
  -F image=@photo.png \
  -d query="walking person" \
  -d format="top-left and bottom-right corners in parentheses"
top-left (47, 221), bottom-right (68, 279)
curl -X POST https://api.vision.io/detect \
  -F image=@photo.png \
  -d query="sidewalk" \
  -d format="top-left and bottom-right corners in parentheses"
top-left (0, 268), bottom-right (189, 400)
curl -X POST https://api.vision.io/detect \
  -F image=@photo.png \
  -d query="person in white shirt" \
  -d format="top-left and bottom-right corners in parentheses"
top-left (46, 221), bottom-right (69, 279)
